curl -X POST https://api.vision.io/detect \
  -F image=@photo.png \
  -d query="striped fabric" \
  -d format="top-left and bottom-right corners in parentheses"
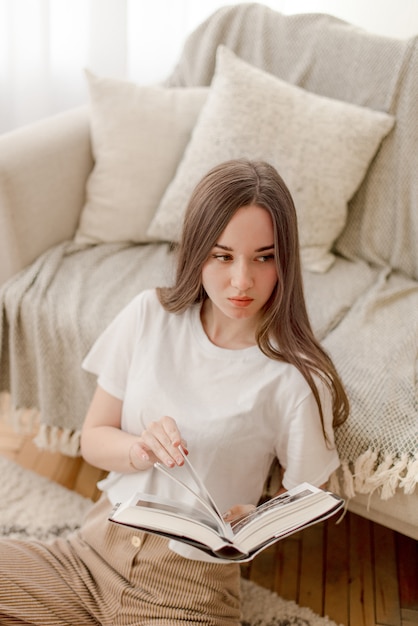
top-left (0, 496), bottom-right (241, 625)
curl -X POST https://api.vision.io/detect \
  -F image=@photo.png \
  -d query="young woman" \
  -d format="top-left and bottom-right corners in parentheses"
top-left (0, 159), bottom-right (349, 625)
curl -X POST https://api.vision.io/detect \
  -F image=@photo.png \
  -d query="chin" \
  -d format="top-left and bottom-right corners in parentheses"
top-left (226, 306), bottom-right (258, 320)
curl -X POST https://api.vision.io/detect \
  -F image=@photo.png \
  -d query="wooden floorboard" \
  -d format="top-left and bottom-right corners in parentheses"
top-left (1, 416), bottom-right (417, 626)
top-left (324, 513), bottom-right (348, 625)
top-left (299, 523), bottom-right (325, 615)
top-left (373, 523), bottom-right (401, 626)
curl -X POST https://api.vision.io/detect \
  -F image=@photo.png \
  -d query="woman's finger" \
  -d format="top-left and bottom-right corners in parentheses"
top-left (222, 504), bottom-right (256, 523)
top-left (140, 418), bottom-right (185, 467)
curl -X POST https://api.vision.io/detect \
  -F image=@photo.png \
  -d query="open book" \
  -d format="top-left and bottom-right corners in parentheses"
top-left (109, 447), bottom-right (344, 562)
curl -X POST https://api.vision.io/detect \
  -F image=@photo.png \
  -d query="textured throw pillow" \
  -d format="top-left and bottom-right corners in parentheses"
top-left (147, 46), bottom-right (394, 272)
top-left (74, 71), bottom-right (208, 244)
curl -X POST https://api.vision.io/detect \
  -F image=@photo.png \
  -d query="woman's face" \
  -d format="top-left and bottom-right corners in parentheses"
top-left (201, 204), bottom-right (278, 325)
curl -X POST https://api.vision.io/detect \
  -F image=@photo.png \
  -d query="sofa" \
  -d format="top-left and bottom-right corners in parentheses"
top-left (0, 3), bottom-right (417, 540)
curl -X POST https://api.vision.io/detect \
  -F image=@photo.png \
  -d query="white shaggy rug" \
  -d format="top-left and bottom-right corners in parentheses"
top-left (0, 455), bottom-right (342, 626)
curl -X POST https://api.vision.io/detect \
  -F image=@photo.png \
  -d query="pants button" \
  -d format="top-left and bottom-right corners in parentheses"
top-left (131, 535), bottom-right (143, 548)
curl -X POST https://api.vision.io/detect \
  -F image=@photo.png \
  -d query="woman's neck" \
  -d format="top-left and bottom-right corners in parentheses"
top-left (200, 300), bottom-right (258, 349)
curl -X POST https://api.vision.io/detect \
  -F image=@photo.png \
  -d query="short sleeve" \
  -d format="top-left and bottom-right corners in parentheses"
top-left (82, 293), bottom-right (145, 399)
top-left (277, 383), bottom-right (340, 489)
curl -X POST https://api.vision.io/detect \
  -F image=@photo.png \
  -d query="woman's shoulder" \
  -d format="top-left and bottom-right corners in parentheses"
top-left (267, 357), bottom-right (329, 408)
top-left (110, 288), bottom-right (166, 333)
top-left (128, 288), bottom-right (188, 327)
top-left (132, 287), bottom-right (158, 304)
top-left (127, 288), bottom-right (163, 314)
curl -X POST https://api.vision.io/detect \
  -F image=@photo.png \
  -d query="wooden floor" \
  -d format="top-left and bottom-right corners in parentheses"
top-left (1, 415), bottom-right (417, 626)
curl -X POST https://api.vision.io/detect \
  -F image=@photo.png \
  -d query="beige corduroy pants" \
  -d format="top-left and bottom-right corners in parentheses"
top-left (0, 495), bottom-right (241, 625)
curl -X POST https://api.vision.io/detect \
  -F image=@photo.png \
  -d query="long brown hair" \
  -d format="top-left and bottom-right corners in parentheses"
top-left (158, 159), bottom-right (349, 433)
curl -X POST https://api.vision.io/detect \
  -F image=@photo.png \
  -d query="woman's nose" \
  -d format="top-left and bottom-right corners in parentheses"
top-left (230, 260), bottom-right (253, 291)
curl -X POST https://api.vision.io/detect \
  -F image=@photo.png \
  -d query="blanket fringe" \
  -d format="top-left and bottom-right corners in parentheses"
top-left (341, 461), bottom-right (356, 499)
top-left (332, 449), bottom-right (418, 502)
top-left (353, 449), bottom-right (378, 493)
top-left (327, 470), bottom-right (341, 496)
top-left (34, 424), bottom-right (81, 457)
top-left (400, 452), bottom-right (418, 494)
top-left (0, 391), bottom-right (40, 434)
top-left (0, 392), bottom-right (81, 457)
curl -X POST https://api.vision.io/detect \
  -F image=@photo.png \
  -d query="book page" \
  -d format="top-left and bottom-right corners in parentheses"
top-left (230, 484), bottom-right (319, 534)
top-left (132, 494), bottom-right (222, 532)
top-left (153, 446), bottom-right (230, 536)
top-left (180, 447), bottom-right (225, 521)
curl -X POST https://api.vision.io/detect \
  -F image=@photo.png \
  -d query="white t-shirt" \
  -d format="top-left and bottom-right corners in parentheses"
top-left (82, 289), bottom-right (339, 560)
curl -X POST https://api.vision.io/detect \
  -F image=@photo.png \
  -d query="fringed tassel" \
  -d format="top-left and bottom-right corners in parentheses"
top-left (33, 423), bottom-right (50, 449)
top-left (341, 460), bottom-right (356, 499)
top-left (343, 449), bottom-right (414, 500)
top-left (361, 453), bottom-right (393, 497)
top-left (328, 469), bottom-right (341, 495)
top-left (400, 453), bottom-right (418, 494)
top-left (353, 449), bottom-right (378, 493)
top-left (355, 453), bottom-right (409, 500)
top-left (0, 392), bottom-right (40, 434)
top-left (59, 429), bottom-right (82, 457)
top-left (49, 426), bottom-right (60, 451)
top-left (34, 424), bottom-right (81, 457)
top-left (380, 455), bottom-right (409, 500)
top-left (327, 450), bottom-right (416, 502)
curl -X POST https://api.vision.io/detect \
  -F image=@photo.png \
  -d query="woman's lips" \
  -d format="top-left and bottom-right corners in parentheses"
top-left (228, 297), bottom-right (254, 308)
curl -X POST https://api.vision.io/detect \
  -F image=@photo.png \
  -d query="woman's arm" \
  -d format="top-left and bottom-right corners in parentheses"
top-left (80, 385), bottom-right (187, 473)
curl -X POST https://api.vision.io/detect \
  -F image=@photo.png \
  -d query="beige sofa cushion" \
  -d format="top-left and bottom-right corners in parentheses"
top-left (148, 46), bottom-right (394, 273)
top-left (75, 72), bottom-right (208, 244)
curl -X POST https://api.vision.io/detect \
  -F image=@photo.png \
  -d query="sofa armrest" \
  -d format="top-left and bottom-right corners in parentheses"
top-left (0, 107), bottom-right (93, 286)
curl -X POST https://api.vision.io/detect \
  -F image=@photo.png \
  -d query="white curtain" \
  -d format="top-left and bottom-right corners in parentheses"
top-left (1, 0), bottom-right (417, 134)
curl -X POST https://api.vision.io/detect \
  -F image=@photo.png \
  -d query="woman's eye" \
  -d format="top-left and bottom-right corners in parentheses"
top-left (257, 254), bottom-right (275, 263)
top-left (212, 254), bottom-right (232, 262)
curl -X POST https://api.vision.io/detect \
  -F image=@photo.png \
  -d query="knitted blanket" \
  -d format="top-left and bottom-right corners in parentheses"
top-left (324, 270), bottom-right (418, 500)
top-left (0, 241), bottom-right (175, 453)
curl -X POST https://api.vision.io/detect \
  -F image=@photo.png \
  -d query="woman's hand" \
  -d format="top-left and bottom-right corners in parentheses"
top-left (81, 386), bottom-right (187, 474)
top-left (129, 415), bottom-right (188, 470)
top-left (222, 504), bottom-right (256, 523)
